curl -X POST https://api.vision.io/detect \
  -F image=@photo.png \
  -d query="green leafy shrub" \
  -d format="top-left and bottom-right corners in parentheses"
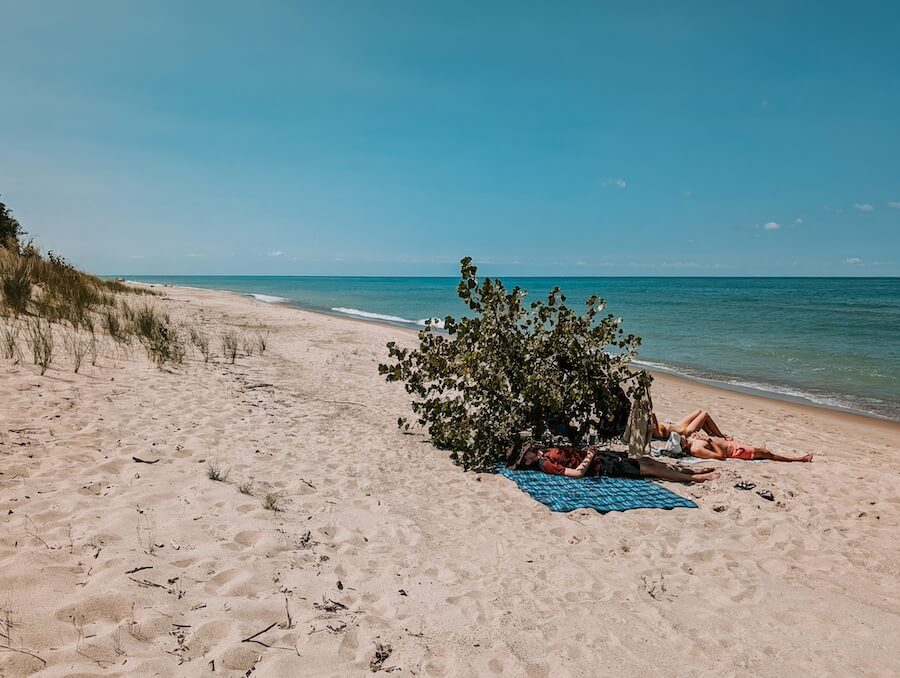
top-left (379, 257), bottom-right (651, 471)
top-left (0, 200), bottom-right (24, 252)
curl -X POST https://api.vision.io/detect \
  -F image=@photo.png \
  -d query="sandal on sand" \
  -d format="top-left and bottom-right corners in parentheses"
top-left (756, 489), bottom-right (775, 501)
top-left (734, 481), bottom-right (756, 490)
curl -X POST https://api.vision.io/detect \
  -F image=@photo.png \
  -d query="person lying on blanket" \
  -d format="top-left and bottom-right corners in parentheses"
top-left (682, 431), bottom-right (814, 462)
top-left (506, 442), bottom-right (719, 483)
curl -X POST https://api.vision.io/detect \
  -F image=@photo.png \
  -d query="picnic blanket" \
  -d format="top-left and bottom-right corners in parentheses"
top-left (498, 467), bottom-right (697, 513)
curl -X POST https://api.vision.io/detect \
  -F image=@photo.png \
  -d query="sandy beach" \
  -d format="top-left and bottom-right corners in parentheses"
top-left (1, 284), bottom-right (898, 677)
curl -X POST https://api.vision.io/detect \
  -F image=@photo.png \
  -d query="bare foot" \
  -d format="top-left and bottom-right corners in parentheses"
top-left (690, 471), bottom-right (720, 483)
top-left (799, 453), bottom-right (814, 462)
top-left (684, 466), bottom-right (716, 474)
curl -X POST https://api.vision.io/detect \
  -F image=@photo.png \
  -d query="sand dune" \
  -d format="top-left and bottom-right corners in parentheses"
top-left (1, 285), bottom-right (898, 676)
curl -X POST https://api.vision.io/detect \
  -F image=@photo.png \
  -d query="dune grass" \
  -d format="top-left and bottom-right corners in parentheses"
top-left (130, 304), bottom-right (185, 367)
top-left (221, 330), bottom-right (239, 364)
top-left (2, 231), bottom-right (269, 375)
top-left (0, 254), bottom-right (32, 316)
top-left (26, 317), bottom-right (54, 375)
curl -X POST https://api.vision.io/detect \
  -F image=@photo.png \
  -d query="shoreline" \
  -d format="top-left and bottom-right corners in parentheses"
top-left (139, 279), bottom-right (900, 428)
top-left (4, 280), bottom-right (900, 676)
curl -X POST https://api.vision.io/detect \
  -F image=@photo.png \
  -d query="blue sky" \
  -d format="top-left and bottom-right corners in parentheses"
top-left (2, 1), bottom-right (898, 276)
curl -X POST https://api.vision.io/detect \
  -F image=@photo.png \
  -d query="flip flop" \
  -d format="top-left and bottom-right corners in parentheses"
top-left (756, 489), bottom-right (775, 501)
top-left (734, 481), bottom-right (756, 491)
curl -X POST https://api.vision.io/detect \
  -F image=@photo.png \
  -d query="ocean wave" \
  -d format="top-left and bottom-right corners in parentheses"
top-left (332, 307), bottom-right (444, 329)
top-left (247, 293), bottom-right (290, 303)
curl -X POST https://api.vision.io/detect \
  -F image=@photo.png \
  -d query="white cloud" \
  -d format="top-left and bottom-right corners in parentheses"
top-left (854, 203), bottom-right (874, 212)
top-left (763, 221), bottom-right (780, 230)
top-left (794, 218), bottom-right (803, 224)
top-left (888, 202), bottom-right (900, 209)
top-left (186, 253), bottom-right (206, 258)
top-left (682, 190), bottom-right (692, 198)
top-left (761, 99), bottom-right (769, 109)
top-left (845, 257), bottom-right (862, 265)
top-left (129, 255), bottom-right (147, 259)
top-left (269, 250), bottom-right (283, 257)
top-left (603, 178), bottom-right (627, 189)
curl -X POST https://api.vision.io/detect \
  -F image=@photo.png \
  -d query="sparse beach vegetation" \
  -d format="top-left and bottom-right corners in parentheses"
top-left (221, 329), bottom-right (239, 364)
top-left (189, 327), bottom-right (211, 361)
top-left (262, 492), bottom-right (282, 511)
top-left (207, 461), bottom-right (230, 482)
top-left (26, 317), bottom-right (54, 375)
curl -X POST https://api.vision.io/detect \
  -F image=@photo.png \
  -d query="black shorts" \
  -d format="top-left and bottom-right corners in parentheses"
top-left (593, 451), bottom-right (642, 478)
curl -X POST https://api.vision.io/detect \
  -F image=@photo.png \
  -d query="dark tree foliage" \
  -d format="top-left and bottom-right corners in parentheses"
top-left (379, 257), bottom-right (652, 471)
top-left (0, 200), bottom-right (25, 252)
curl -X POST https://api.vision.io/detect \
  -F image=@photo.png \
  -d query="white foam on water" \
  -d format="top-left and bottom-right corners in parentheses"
top-left (332, 307), bottom-right (416, 324)
top-left (332, 307), bottom-right (445, 329)
top-left (247, 293), bottom-right (290, 303)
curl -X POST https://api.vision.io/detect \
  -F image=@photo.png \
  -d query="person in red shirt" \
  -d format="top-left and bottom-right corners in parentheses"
top-left (506, 442), bottom-right (719, 483)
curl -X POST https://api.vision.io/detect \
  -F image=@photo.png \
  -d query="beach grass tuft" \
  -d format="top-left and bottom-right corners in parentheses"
top-left (189, 327), bottom-right (211, 362)
top-left (1, 318), bottom-right (21, 361)
top-left (27, 317), bottom-right (54, 375)
top-left (254, 330), bottom-right (268, 354)
top-left (238, 480), bottom-right (253, 495)
top-left (263, 492), bottom-right (282, 511)
top-left (65, 328), bottom-right (90, 373)
top-left (207, 461), bottom-right (230, 482)
top-left (221, 330), bottom-right (239, 364)
top-left (131, 304), bottom-right (185, 367)
top-left (0, 254), bottom-right (32, 316)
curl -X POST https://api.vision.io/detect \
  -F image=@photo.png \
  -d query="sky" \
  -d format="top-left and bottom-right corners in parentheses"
top-left (1, 1), bottom-right (899, 276)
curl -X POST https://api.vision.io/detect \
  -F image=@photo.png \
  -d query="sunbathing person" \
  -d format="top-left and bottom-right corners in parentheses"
top-left (506, 441), bottom-right (719, 483)
top-left (652, 409), bottom-right (729, 439)
top-left (683, 432), bottom-right (813, 462)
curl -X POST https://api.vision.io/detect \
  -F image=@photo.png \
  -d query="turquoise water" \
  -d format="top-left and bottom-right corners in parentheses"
top-left (124, 275), bottom-right (900, 421)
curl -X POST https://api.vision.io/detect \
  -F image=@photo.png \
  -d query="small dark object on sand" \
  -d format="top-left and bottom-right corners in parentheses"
top-left (734, 481), bottom-right (756, 490)
top-left (370, 642), bottom-right (392, 672)
top-left (756, 489), bottom-right (775, 501)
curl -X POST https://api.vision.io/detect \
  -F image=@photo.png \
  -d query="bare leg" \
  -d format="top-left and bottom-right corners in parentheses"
top-left (638, 457), bottom-right (719, 483)
top-left (668, 410), bottom-right (729, 438)
top-left (699, 412), bottom-right (728, 438)
top-left (670, 409), bottom-right (702, 432)
top-left (752, 446), bottom-right (814, 462)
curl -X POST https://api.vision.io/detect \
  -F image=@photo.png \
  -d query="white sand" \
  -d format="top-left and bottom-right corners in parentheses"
top-left (1, 285), bottom-right (898, 676)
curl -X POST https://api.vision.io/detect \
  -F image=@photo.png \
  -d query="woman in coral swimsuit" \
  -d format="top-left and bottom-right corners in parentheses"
top-left (683, 432), bottom-right (814, 462)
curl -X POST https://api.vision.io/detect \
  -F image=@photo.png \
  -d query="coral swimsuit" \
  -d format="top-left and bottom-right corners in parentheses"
top-left (725, 440), bottom-right (757, 460)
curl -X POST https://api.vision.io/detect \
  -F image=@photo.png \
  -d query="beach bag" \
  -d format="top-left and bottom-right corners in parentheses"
top-left (650, 432), bottom-right (688, 458)
top-left (624, 392), bottom-right (653, 458)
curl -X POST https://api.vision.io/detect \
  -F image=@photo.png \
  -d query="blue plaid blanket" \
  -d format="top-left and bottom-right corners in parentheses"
top-left (497, 467), bottom-right (697, 513)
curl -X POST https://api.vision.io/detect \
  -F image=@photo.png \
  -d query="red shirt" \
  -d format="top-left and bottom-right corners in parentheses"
top-left (537, 446), bottom-right (596, 476)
